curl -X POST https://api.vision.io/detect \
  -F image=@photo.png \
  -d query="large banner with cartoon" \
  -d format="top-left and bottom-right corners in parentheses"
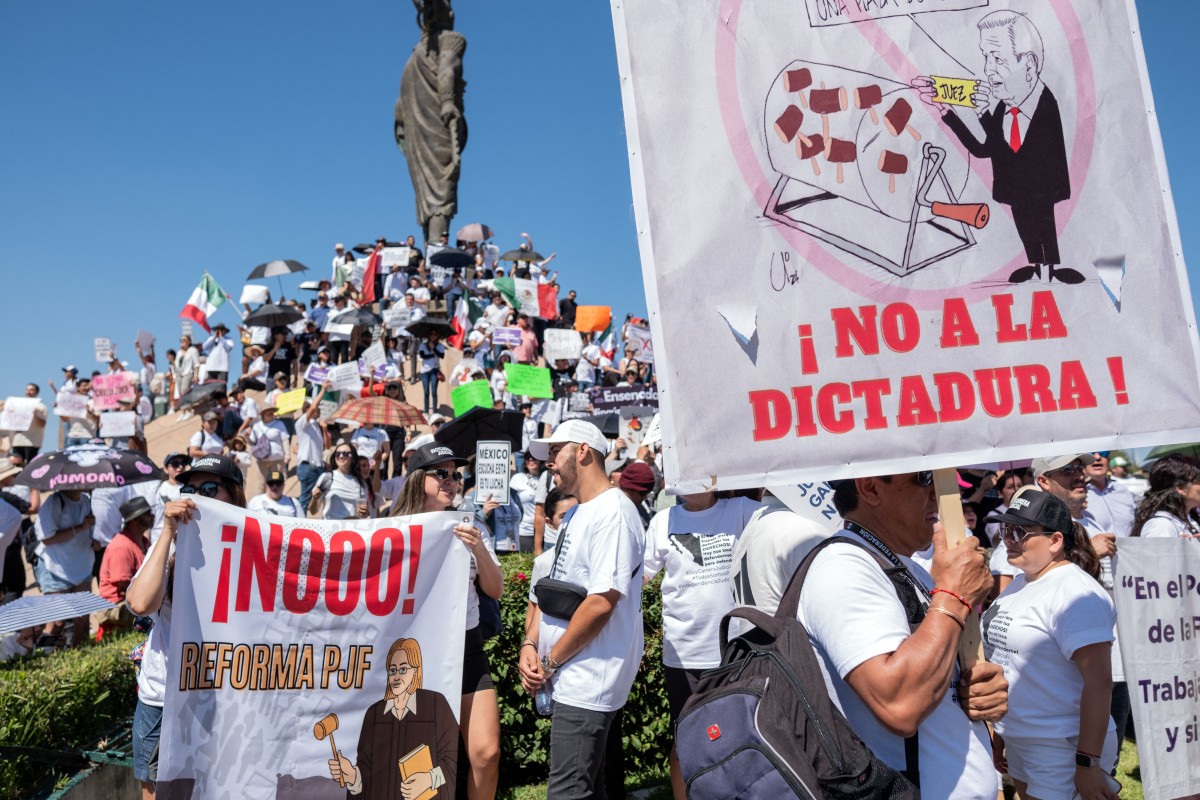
top-left (611, 0), bottom-right (1200, 490)
top-left (156, 498), bottom-right (469, 799)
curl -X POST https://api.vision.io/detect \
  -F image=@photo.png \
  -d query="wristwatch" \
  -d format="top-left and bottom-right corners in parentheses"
top-left (1075, 752), bottom-right (1100, 768)
top-left (540, 653), bottom-right (561, 676)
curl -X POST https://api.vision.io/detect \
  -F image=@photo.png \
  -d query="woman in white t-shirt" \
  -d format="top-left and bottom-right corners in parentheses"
top-left (392, 442), bottom-right (503, 800)
top-left (188, 412), bottom-right (225, 459)
top-left (247, 406), bottom-right (290, 487)
top-left (509, 452), bottom-right (545, 553)
top-left (309, 442), bottom-right (372, 520)
top-left (982, 491), bottom-right (1120, 800)
top-left (1131, 456), bottom-right (1200, 538)
top-left (239, 346), bottom-right (268, 391)
top-left (173, 337), bottom-right (200, 410)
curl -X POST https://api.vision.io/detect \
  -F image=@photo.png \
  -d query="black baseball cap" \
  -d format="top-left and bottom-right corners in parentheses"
top-left (408, 442), bottom-right (469, 473)
top-left (984, 489), bottom-right (1073, 539)
top-left (177, 454), bottom-right (245, 488)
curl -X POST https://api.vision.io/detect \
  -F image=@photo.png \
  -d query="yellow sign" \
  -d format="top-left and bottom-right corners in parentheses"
top-left (931, 75), bottom-right (979, 108)
top-left (274, 388), bottom-right (306, 415)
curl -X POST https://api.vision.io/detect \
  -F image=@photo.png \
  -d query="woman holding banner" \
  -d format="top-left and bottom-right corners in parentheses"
top-left (393, 442), bottom-right (503, 800)
top-left (982, 492), bottom-right (1120, 800)
top-left (1131, 456), bottom-right (1200, 538)
top-left (126, 454), bottom-right (247, 800)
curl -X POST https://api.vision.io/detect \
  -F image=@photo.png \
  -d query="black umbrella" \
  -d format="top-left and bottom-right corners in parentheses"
top-left (247, 259), bottom-right (309, 280)
top-left (434, 407), bottom-right (524, 456)
top-left (501, 249), bottom-right (545, 262)
top-left (406, 317), bottom-right (456, 339)
top-left (331, 307), bottom-right (383, 327)
top-left (428, 248), bottom-right (474, 269)
top-left (242, 303), bottom-right (304, 328)
top-left (351, 242), bottom-right (376, 256)
top-left (580, 413), bottom-right (621, 438)
top-left (176, 379), bottom-right (228, 409)
top-left (16, 441), bottom-right (164, 491)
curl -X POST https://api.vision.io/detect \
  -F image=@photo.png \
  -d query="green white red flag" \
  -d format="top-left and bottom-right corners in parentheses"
top-left (179, 274), bottom-right (230, 333)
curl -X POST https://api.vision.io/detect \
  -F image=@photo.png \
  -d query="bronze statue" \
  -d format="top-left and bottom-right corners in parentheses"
top-left (395, 0), bottom-right (467, 244)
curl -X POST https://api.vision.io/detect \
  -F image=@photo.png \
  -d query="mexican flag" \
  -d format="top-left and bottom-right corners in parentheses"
top-left (450, 295), bottom-right (486, 350)
top-left (179, 274), bottom-right (231, 333)
top-left (598, 319), bottom-right (616, 360)
top-left (494, 277), bottom-right (558, 320)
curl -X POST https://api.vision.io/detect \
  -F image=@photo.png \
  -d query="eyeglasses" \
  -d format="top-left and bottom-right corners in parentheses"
top-left (266, 481), bottom-right (284, 488)
top-left (180, 481), bottom-right (226, 499)
top-left (334, 451), bottom-right (353, 460)
top-left (166, 460), bottom-right (189, 469)
top-left (1049, 464), bottom-right (1085, 477)
top-left (428, 468), bottom-right (463, 483)
top-left (387, 665), bottom-right (412, 677)
top-left (999, 523), bottom-right (1052, 546)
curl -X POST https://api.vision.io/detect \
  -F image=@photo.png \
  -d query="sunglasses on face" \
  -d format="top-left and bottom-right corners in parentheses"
top-left (428, 468), bottom-right (463, 483)
top-left (167, 460), bottom-right (189, 469)
top-left (913, 471), bottom-right (933, 487)
top-left (335, 451), bottom-right (353, 460)
top-left (1094, 451), bottom-right (1111, 459)
top-left (1050, 464), bottom-right (1085, 477)
top-left (1000, 523), bottom-right (1052, 546)
top-left (266, 481), bottom-right (284, 488)
top-left (181, 481), bottom-right (226, 499)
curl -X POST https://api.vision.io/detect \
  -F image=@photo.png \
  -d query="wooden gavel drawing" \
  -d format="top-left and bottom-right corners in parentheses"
top-left (314, 713), bottom-right (344, 788)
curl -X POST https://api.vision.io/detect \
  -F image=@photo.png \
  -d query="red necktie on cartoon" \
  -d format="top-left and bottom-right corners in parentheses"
top-left (1009, 107), bottom-right (1022, 153)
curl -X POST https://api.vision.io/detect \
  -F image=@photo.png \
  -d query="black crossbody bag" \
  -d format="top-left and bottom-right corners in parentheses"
top-left (533, 507), bottom-right (587, 621)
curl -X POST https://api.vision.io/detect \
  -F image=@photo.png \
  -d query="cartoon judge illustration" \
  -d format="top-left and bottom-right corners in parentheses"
top-left (327, 638), bottom-right (458, 800)
top-left (917, 10), bottom-right (1081, 285)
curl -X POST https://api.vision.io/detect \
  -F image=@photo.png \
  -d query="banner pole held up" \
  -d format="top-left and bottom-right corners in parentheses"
top-left (932, 467), bottom-right (984, 667)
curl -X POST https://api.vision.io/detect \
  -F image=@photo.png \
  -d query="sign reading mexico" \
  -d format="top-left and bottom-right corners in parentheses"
top-left (156, 498), bottom-right (470, 799)
top-left (611, 1), bottom-right (1200, 489)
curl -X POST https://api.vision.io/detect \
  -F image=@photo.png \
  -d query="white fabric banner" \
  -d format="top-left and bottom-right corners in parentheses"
top-left (158, 499), bottom-right (470, 799)
top-left (1114, 539), bottom-right (1200, 800)
top-left (612, 0), bottom-right (1200, 491)
top-left (543, 329), bottom-right (583, 363)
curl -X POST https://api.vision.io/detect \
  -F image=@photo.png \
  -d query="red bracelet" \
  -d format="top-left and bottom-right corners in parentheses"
top-left (932, 588), bottom-right (972, 611)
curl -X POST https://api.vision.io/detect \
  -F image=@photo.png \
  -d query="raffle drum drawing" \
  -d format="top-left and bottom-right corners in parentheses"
top-left (764, 60), bottom-right (990, 278)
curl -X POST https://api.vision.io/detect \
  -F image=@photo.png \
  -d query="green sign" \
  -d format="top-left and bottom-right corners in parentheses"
top-left (452, 380), bottom-right (494, 416)
top-left (504, 363), bottom-right (554, 399)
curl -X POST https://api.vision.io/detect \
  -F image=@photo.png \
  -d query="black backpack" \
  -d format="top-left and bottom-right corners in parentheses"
top-left (676, 537), bottom-right (923, 799)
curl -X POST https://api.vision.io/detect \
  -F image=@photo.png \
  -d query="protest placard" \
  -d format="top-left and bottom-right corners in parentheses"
top-left (1113, 540), bottom-right (1200, 800)
top-left (274, 388), bottom-right (306, 416)
top-left (641, 412), bottom-right (662, 448)
top-left (155, 498), bottom-right (470, 798)
top-left (0, 397), bottom-right (39, 432)
top-left (91, 372), bottom-right (135, 412)
top-left (99, 411), bottom-right (137, 438)
top-left (361, 342), bottom-right (386, 371)
top-left (493, 327), bottom-right (522, 348)
top-left (303, 363), bottom-right (330, 386)
top-left (475, 440), bottom-right (512, 506)
top-left (384, 306), bottom-right (413, 332)
top-left (135, 329), bottom-right (155, 353)
top-left (54, 391), bottom-right (89, 420)
top-left (589, 384), bottom-right (659, 411)
top-left (624, 323), bottom-right (654, 364)
top-left (349, 259), bottom-right (367, 288)
top-left (355, 359), bottom-right (388, 380)
top-left (240, 285), bottom-right (270, 305)
top-left (318, 397), bottom-right (340, 420)
top-left (503, 364), bottom-right (554, 399)
top-left (451, 380), bottom-right (493, 417)
top-left (543, 329), bottom-right (583, 363)
top-left (93, 337), bottom-right (113, 363)
top-left (612, 1), bottom-right (1200, 490)
top-left (574, 306), bottom-right (611, 333)
top-left (482, 243), bottom-right (500, 269)
top-left (326, 362), bottom-right (362, 393)
top-left (381, 246), bottom-right (411, 268)
top-left (429, 264), bottom-right (453, 291)
top-left (618, 406), bottom-right (656, 451)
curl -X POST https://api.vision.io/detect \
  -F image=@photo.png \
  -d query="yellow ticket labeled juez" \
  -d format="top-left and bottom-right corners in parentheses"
top-left (930, 75), bottom-right (980, 107)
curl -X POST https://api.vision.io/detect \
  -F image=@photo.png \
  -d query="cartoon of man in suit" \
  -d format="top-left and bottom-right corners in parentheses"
top-left (917, 11), bottom-right (1082, 285)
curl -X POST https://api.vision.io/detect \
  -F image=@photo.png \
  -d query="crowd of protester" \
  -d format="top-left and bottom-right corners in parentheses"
top-left (0, 230), bottom-right (1194, 799)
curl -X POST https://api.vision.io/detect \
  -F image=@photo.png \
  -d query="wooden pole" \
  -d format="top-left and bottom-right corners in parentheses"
top-left (932, 467), bottom-right (985, 667)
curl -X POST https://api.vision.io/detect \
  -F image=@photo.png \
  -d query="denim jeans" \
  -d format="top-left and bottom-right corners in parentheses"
top-left (133, 699), bottom-right (163, 782)
top-left (420, 371), bottom-right (439, 413)
top-left (547, 702), bottom-right (619, 800)
top-left (297, 462), bottom-right (324, 514)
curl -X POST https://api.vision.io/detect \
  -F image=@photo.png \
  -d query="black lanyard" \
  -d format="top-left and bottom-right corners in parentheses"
top-left (843, 522), bottom-right (931, 603)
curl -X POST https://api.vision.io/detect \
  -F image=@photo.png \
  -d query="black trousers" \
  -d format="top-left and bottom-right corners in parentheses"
top-left (1009, 201), bottom-right (1061, 265)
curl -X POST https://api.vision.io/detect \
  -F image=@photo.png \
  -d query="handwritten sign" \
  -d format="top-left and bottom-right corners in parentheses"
top-left (493, 327), bottom-right (522, 348)
top-left (543, 329), bottom-right (583, 363)
top-left (384, 307), bottom-right (413, 332)
top-left (429, 264), bottom-right (454, 291)
top-left (100, 411), bottom-right (137, 439)
top-left (94, 337), bottom-right (113, 363)
top-left (475, 440), bottom-right (512, 506)
top-left (55, 391), bottom-right (89, 420)
top-left (803, 0), bottom-right (987, 27)
top-left (0, 398), bottom-right (38, 432)
top-left (91, 372), bottom-right (135, 412)
top-left (355, 359), bottom-right (388, 380)
top-left (361, 342), bottom-right (386, 371)
top-left (451, 380), bottom-right (493, 417)
top-left (274, 388), bottom-right (306, 416)
top-left (624, 323), bottom-right (655, 364)
top-left (931, 75), bottom-right (979, 108)
top-left (503, 364), bottom-right (554, 400)
top-left (326, 363), bottom-right (363, 393)
top-left (381, 246), bottom-right (411, 268)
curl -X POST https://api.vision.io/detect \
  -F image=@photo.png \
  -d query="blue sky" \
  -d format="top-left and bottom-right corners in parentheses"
top-left (1, 1), bottom-right (1197, 407)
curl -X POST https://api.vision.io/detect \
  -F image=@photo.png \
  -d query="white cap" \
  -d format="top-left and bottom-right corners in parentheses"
top-left (529, 420), bottom-right (610, 461)
top-left (335, 242), bottom-right (345, 250)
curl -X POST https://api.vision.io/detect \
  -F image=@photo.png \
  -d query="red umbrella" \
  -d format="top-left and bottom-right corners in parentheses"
top-left (332, 396), bottom-right (426, 428)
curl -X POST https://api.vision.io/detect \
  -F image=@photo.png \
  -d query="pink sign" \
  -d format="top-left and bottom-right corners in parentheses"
top-left (91, 372), bottom-right (135, 411)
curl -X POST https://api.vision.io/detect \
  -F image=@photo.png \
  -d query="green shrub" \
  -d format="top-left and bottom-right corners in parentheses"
top-left (0, 631), bottom-right (142, 800)
top-left (487, 553), bottom-right (670, 790)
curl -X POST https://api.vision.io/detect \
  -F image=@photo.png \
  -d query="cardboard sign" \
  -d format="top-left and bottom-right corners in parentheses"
top-left (503, 364), bottom-right (554, 400)
top-left (612, 1), bottom-right (1200, 490)
top-left (543, 329), bottom-right (583, 363)
top-left (384, 307), bottom-right (413, 332)
top-left (303, 364), bottom-right (330, 386)
top-left (361, 342), bottom-right (387, 371)
top-left (240, 285), bottom-right (270, 305)
top-left (574, 306), bottom-right (612, 333)
top-left (493, 327), bottom-right (522, 348)
top-left (156, 499), bottom-right (470, 798)
top-left (135, 329), bottom-right (156, 353)
top-left (474, 440), bottom-right (512, 506)
top-left (91, 372), bottom-right (135, 412)
top-left (0, 397), bottom-right (39, 432)
top-left (274, 388), bottom-right (306, 416)
top-left (589, 385), bottom-right (660, 411)
top-left (99, 411), bottom-right (137, 438)
top-left (381, 246), bottom-right (412, 268)
top-left (54, 391), bottom-right (89, 420)
top-left (451, 380), bottom-right (493, 417)
top-left (326, 362), bottom-right (363, 393)
top-left (94, 337), bottom-right (113, 363)
top-left (1113, 540), bottom-right (1200, 800)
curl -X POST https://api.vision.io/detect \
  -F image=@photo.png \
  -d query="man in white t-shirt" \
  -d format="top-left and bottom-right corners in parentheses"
top-left (729, 490), bottom-right (830, 617)
top-left (9, 383), bottom-right (49, 461)
top-left (521, 420), bottom-right (644, 800)
top-left (294, 384), bottom-right (329, 514)
top-left (798, 474), bottom-right (1007, 798)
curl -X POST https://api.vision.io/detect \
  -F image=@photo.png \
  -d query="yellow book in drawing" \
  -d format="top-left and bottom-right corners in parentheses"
top-left (398, 743), bottom-right (437, 800)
